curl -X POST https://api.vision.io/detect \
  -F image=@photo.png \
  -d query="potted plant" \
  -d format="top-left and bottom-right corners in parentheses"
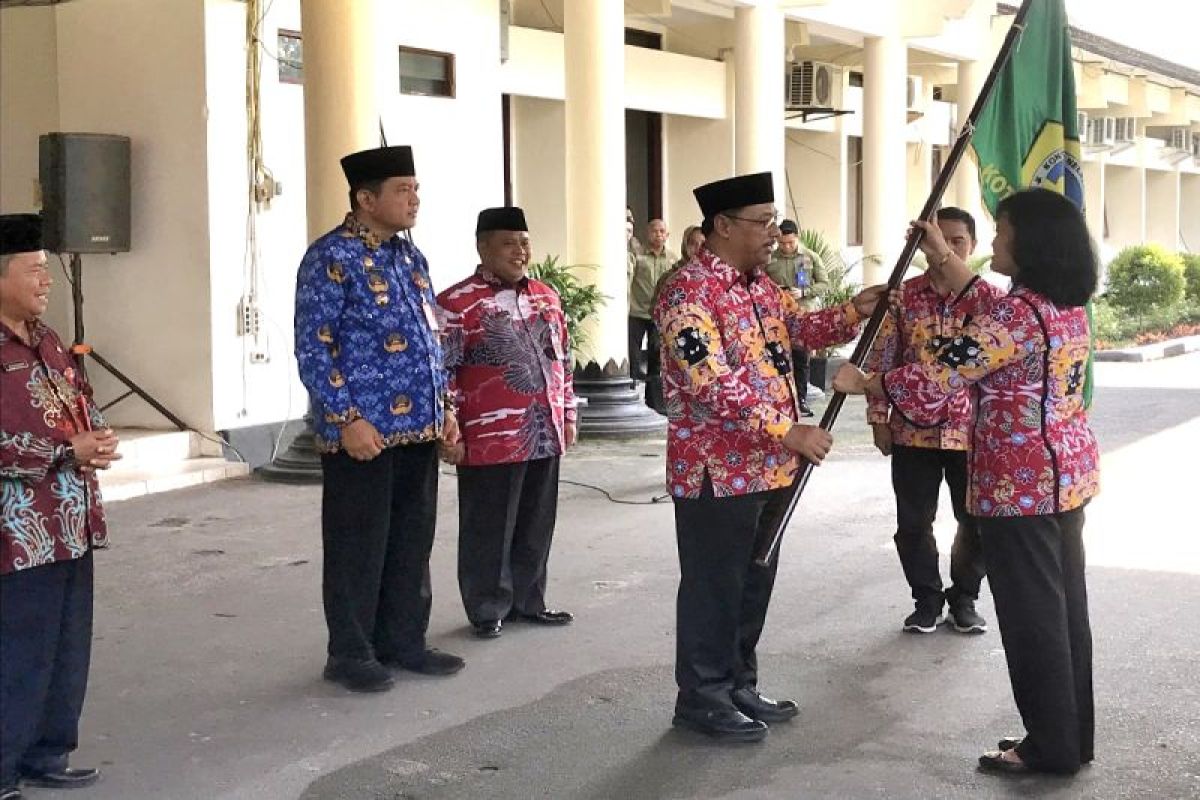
top-left (801, 231), bottom-right (867, 389)
top-left (526, 254), bottom-right (607, 361)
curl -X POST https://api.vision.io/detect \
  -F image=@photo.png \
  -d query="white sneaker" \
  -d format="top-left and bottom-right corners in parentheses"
top-left (806, 383), bottom-right (825, 400)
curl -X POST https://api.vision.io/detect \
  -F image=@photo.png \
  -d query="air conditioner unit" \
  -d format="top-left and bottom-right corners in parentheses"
top-left (1168, 127), bottom-right (1189, 150)
top-left (786, 60), bottom-right (842, 109)
top-left (906, 76), bottom-right (924, 110)
top-left (1113, 117), bottom-right (1137, 143)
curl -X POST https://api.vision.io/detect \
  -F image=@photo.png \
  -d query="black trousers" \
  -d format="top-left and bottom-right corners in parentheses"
top-left (673, 485), bottom-right (789, 711)
top-left (627, 316), bottom-right (659, 382)
top-left (890, 444), bottom-right (986, 608)
top-left (978, 508), bottom-right (1093, 774)
top-left (320, 443), bottom-right (439, 661)
top-left (791, 348), bottom-right (810, 394)
top-left (456, 457), bottom-right (561, 624)
top-left (0, 553), bottom-right (94, 786)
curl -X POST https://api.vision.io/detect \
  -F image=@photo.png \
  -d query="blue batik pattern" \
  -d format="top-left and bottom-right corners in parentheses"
top-left (294, 217), bottom-right (449, 453)
top-left (1, 478), bottom-right (55, 571)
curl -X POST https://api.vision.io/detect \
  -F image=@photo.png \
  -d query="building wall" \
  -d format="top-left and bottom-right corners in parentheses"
top-left (203, 0), bottom-right (309, 432)
top-left (1, 7), bottom-right (67, 335)
top-left (662, 113), bottom-right (735, 243)
top-left (1181, 174), bottom-right (1200, 253)
top-left (1145, 168), bottom-right (1180, 251)
top-left (380, 0), bottom-right (507, 290)
top-left (509, 96), bottom-right (567, 263)
top-left (783, 130), bottom-right (843, 242)
top-left (1104, 165), bottom-right (1146, 253)
top-left (1082, 159), bottom-right (1105, 249)
top-left (52, 0), bottom-right (215, 430)
top-left (0, 7), bottom-right (59, 220)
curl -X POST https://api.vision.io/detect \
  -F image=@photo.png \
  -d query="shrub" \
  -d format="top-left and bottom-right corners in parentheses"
top-left (1104, 245), bottom-right (1185, 311)
top-left (1181, 252), bottom-right (1200, 302)
top-left (1092, 296), bottom-right (1200, 349)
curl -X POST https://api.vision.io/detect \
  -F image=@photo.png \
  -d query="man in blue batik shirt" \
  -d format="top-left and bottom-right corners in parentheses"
top-left (294, 145), bottom-right (464, 692)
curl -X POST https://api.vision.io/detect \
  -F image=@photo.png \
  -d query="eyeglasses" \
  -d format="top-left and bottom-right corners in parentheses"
top-left (722, 211), bottom-right (781, 231)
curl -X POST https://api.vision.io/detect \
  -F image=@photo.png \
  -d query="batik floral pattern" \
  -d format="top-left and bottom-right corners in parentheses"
top-left (653, 247), bottom-right (863, 499)
top-left (864, 274), bottom-right (975, 450)
top-left (882, 282), bottom-right (1099, 517)
top-left (294, 214), bottom-right (450, 453)
top-left (1, 322), bottom-right (108, 574)
top-left (437, 269), bottom-right (576, 466)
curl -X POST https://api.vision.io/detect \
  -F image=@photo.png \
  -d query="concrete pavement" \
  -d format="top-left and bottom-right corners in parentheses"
top-left (28, 353), bottom-right (1200, 800)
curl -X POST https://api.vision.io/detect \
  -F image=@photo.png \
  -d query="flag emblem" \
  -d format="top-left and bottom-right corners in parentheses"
top-left (1021, 121), bottom-right (1085, 210)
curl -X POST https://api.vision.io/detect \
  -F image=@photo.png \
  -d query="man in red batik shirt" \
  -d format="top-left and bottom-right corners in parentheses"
top-left (437, 207), bottom-right (577, 640)
top-left (654, 174), bottom-right (888, 743)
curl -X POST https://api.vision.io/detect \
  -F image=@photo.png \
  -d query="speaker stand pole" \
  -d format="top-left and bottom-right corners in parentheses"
top-left (68, 253), bottom-right (188, 432)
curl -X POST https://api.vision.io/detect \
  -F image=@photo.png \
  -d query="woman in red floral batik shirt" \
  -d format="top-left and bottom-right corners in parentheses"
top-left (835, 188), bottom-right (1099, 777)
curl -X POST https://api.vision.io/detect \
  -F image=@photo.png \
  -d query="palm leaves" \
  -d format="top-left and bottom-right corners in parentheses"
top-left (527, 255), bottom-right (607, 354)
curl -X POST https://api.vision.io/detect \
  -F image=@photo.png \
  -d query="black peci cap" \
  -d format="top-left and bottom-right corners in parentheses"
top-left (0, 213), bottom-right (43, 255)
top-left (340, 146), bottom-right (416, 187)
top-left (475, 206), bottom-right (529, 235)
top-left (693, 172), bottom-right (774, 220)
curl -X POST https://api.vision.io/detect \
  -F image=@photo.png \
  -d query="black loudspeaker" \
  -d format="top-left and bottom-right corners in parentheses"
top-left (39, 132), bottom-right (132, 254)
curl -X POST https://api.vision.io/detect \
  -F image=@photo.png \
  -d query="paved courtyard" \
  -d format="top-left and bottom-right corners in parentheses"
top-left (29, 353), bottom-right (1200, 800)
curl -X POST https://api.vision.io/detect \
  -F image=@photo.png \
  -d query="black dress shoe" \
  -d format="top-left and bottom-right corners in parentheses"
top-left (978, 750), bottom-right (1031, 775)
top-left (323, 657), bottom-right (394, 692)
top-left (798, 400), bottom-right (815, 418)
top-left (472, 620), bottom-right (502, 639)
top-left (18, 767), bottom-right (100, 789)
top-left (510, 609), bottom-right (573, 625)
top-left (731, 688), bottom-right (799, 723)
top-left (998, 736), bottom-right (1022, 751)
top-left (385, 648), bottom-right (465, 676)
top-left (1, 785), bottom-right (22, 800)
top-left (672, 706), bottom-right (768, 743)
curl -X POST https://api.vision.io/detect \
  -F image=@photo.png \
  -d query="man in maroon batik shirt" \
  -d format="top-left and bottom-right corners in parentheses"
top-left (1, 214), bottom-right (121, 798)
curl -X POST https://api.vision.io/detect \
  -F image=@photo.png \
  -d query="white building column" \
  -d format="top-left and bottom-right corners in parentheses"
top-left (299, 0), bottom-right (378, 240)
top-left (734, 1), bottom-right (785, 201)
top-left (564, 0), bottom-right (626, 371)
top-left (563, 0), bottom-right (663, 435)
top-left (263, 0), bottom-right (379, 481)
top-left (953, 57), bottom-right (988, 227)
top-left (862, 34), bottom-right (908, 285)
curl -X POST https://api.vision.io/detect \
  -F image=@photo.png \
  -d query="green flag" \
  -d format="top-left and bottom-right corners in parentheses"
top-left (970, 0), bottom-right (1095, 407)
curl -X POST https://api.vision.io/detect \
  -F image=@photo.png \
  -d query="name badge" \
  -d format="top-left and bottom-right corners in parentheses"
top-left (423, 301), bottom-right (440, 332)
top-left (2, 360), bottom-right (30, 372)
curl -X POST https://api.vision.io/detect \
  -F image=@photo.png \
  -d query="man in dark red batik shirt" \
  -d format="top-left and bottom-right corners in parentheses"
top-left (1, 214), bottom-right (121, 799)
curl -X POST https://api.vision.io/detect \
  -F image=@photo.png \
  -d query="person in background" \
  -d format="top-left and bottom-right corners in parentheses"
top-left (294, 146), bottom-right (465, 693)
top-left (629, 219), bottom-right (672, 410)
top-left (764, 219), bottom-right (828, 417)
top-left (2, 213), bottom-right (118, 799)
top-left (863, 206), bottom-right (988, 635)
top-left (628, 220), bottom-right (670, 379)
top-left (675, 225), bottom-right (705, 270)
top-left (437, 206), bottom-right (577, 639)
top-left (835, 188), bottom-right (1099, 776)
